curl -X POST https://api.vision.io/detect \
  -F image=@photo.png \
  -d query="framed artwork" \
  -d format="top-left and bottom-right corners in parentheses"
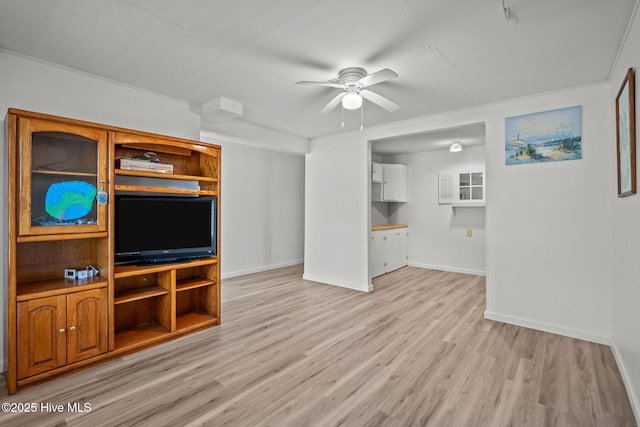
top-left (615, 67), bottom-right (636, 197)
top-left (505, 105), bottom-right (582, 165)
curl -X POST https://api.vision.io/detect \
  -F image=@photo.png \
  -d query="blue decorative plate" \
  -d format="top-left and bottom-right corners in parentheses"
top-left (45, 181), bottom-right (97, 220)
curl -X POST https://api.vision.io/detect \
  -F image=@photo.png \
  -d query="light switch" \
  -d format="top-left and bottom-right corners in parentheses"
top-left (467, 229), bottom-right (473, 237)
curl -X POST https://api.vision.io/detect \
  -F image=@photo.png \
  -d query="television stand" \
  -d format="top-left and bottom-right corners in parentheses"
top-left (5, 108), bottom-right (221, 394)
top-left (137, 258), bottom-right (190, 266)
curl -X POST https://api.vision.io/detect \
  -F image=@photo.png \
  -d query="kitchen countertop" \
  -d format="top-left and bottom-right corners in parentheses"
top-left (371, 224), bottom-right (408, 231)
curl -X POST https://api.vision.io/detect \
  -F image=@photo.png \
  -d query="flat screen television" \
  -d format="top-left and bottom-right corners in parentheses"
top-left (115, 195), bottom-right (216, 265)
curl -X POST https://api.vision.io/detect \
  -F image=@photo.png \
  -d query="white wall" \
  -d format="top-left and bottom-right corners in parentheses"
top-left (201, 132), bottom-right (305, 278)
top-left (0, 51), bottom-right (202, 374)
top-left (388, 146), bottom-right (487, 275)
top-left (609, 2), bottom-right (640, 419)
top-left (306, 82), bottom-right (612, 343)
top-left (0, 51), bottom-right (307, 373)
top-left (304, 134), bottom-right (370, 291)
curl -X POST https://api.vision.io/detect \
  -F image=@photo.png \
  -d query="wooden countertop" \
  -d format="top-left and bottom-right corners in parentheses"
top-left (371, 224), bottom-right (408, 231)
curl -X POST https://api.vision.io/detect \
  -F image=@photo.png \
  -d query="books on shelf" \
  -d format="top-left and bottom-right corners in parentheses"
top-left (118, 157), bottom-right (173, 174)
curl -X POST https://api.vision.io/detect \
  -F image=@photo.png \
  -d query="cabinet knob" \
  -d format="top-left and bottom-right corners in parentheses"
top-left (69, 326), bottom-right (76, 331)
top-left (58, 328), bottom-right (65, 333)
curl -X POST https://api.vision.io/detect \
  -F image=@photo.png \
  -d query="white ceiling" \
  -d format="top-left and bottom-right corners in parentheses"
top-left (372, 122), bottom-right (486, 155)
top-left (0, 0), bottom-right (636, 140)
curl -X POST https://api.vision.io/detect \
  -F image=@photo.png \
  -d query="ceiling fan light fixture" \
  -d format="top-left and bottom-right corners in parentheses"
top-left (342, 92), bottom-right (363, 110)
top-left (450, 142), bottom-right (463, 152)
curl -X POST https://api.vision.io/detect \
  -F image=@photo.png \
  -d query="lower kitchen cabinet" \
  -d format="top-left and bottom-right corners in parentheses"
top-left (370, 226), bottom-right (408, 278)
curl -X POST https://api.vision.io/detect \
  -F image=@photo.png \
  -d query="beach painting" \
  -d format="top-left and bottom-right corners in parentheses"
top-left (505, 105), bottom-right (582, 165)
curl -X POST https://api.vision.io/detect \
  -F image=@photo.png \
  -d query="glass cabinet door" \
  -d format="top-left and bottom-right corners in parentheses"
top-left (18, 118), bottom-right (108, 236)
top-left (458, 171), bottom-right (484, 202)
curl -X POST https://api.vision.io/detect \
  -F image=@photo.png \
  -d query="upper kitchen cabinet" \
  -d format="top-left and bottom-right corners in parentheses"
top-left (438, 170), bottom-right (485, 206)
top-left (371, 163), bottom-right (408, 202)
top-left (371, 162), bottom-right (383, 183)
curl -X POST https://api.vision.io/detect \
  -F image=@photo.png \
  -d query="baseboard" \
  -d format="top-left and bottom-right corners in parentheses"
top-left (610, 338), bottom-right (640, 425)
top-left (484, 310), bottom-right (610, 345)
top-left (301, 273), bottom-right (370, 292)
top-left (408, 261), bottom-right (486, 276)
top-left (221, 259), bottom-right (303, 279)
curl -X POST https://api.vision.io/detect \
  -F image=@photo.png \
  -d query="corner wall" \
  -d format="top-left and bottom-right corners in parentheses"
top-left (201, 132), bottom-right (305, 278)
top-left (306, 82), bottom-right (612, 344)
top-left (0, 51), bottom-right (307, 373)
top-left (304, 133), bottom-right (370, 291)
top-left (608, 1), bottom-right (640, 419)
top-left (0, 51), bottom-right (203, 374)
top-left (389, 145), bottom-right (487, 275)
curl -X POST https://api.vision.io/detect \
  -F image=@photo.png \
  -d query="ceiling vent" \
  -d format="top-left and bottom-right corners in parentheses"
top-left (201, 97), bottom-right (243, 122)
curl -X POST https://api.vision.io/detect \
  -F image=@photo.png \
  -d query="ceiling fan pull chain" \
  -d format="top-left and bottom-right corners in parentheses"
top-left (360, 101), bottom-right (364, 131)
top-left (341, 104), bottom-right (345, 128)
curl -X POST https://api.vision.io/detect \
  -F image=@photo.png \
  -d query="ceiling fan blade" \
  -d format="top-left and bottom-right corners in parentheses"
top-left (296, 80), bottom-right (343, 89)
top-left (358, 69), bottom-right (398, 87)
top-left (320, 92), bottom-right (346, 114)
top-left (360, 89), bottom-right (400, 112)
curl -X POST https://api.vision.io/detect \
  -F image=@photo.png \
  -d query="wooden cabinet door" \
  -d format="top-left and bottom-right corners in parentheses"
top-left (17, 116), bottom-right (108, 236)
top-left (17, 295), bottom-right (67, 380)
top-left (67, 288), bottom-right (108, 364)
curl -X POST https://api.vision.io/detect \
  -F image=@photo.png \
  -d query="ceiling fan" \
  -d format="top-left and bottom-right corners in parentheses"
top-left (297, 67), bottom-right (400, 114)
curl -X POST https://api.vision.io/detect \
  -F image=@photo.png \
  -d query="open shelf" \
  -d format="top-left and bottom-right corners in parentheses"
top-left (114, 322), bottom-right (171, 350)
top-left (114, 285), bottom-right (170, 305)
top-left (176, 311), bottom-right (219, 331)
top-left (176, 277), bottom-right (216, 292)
top-left (16, 276), bottom-right (108, 301)
top-left (114, 184), bottom-right (216, 196)
top-left (32, 169), bottom-right (98, 177)
top-left (6, 109), bottom-right (222, 395)
top-left (114, 257), bottom-right (217, 278)
top-left (17, 232), bottom-right (108, 243)
top-left (115, 168), bottom-right (218, 183)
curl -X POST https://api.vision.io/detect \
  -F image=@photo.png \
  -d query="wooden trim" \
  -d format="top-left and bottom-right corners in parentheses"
top-left (17, 232), bottom-right (108, 243)
top-left (6, 113), bottom-right (18, 395)
top-left (16, 277), bottom-right (108, 301)
top-left (115, 168), bottom-right (218, 182)
top-left (122, 143), bottom-right (192, 157)
top-left (7, 108), bottom-right (221, 152)
top-left (114, 258), bottom-right (217, 278)
top-left (114, 185), bottom-right (216, 196)
top-left (615, 68), bottom-right (637, 197)
top-left (371, 224), bottom-right (408, 231)
top-left (107, 134), bottom-right (116, 352)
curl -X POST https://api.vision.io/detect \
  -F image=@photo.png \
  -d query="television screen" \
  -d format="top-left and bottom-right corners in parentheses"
top-left (115, 195), bottom-right (216, 265)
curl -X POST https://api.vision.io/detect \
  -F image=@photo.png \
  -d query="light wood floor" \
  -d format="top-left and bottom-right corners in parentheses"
top-left (1, 265), bottom-right (636, 426)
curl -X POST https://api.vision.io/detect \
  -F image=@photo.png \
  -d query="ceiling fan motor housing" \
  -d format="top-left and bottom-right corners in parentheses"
top-left (339, 67), bottom-right (367, 90)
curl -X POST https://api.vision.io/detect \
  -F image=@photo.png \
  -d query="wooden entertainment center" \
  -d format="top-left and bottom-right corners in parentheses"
top-left (5, 109), bottom-right (221, 394)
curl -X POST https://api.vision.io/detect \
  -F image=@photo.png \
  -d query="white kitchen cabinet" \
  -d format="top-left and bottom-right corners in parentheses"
top-left (383, 164), bottom-right (408, 202)
top-left (370, 230), bottom-right (386, 278)
top-left (371, 162), bottom-right (383, 183)
top-left (370, 226), bottom-right (408, 278)
top-left (371, 163), bottom-right (408, 202)
top-left (386, 227), bottom-right (408, 272)
top-left (438, 170), bottom-right (485, 205)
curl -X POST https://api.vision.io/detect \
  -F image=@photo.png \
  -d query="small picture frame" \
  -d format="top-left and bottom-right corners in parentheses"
top-left (615, 67), bottom-right (636, 197)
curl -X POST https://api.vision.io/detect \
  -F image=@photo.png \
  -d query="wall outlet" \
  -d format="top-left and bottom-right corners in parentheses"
top-left (467, 229), bottom-right (473, 237)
